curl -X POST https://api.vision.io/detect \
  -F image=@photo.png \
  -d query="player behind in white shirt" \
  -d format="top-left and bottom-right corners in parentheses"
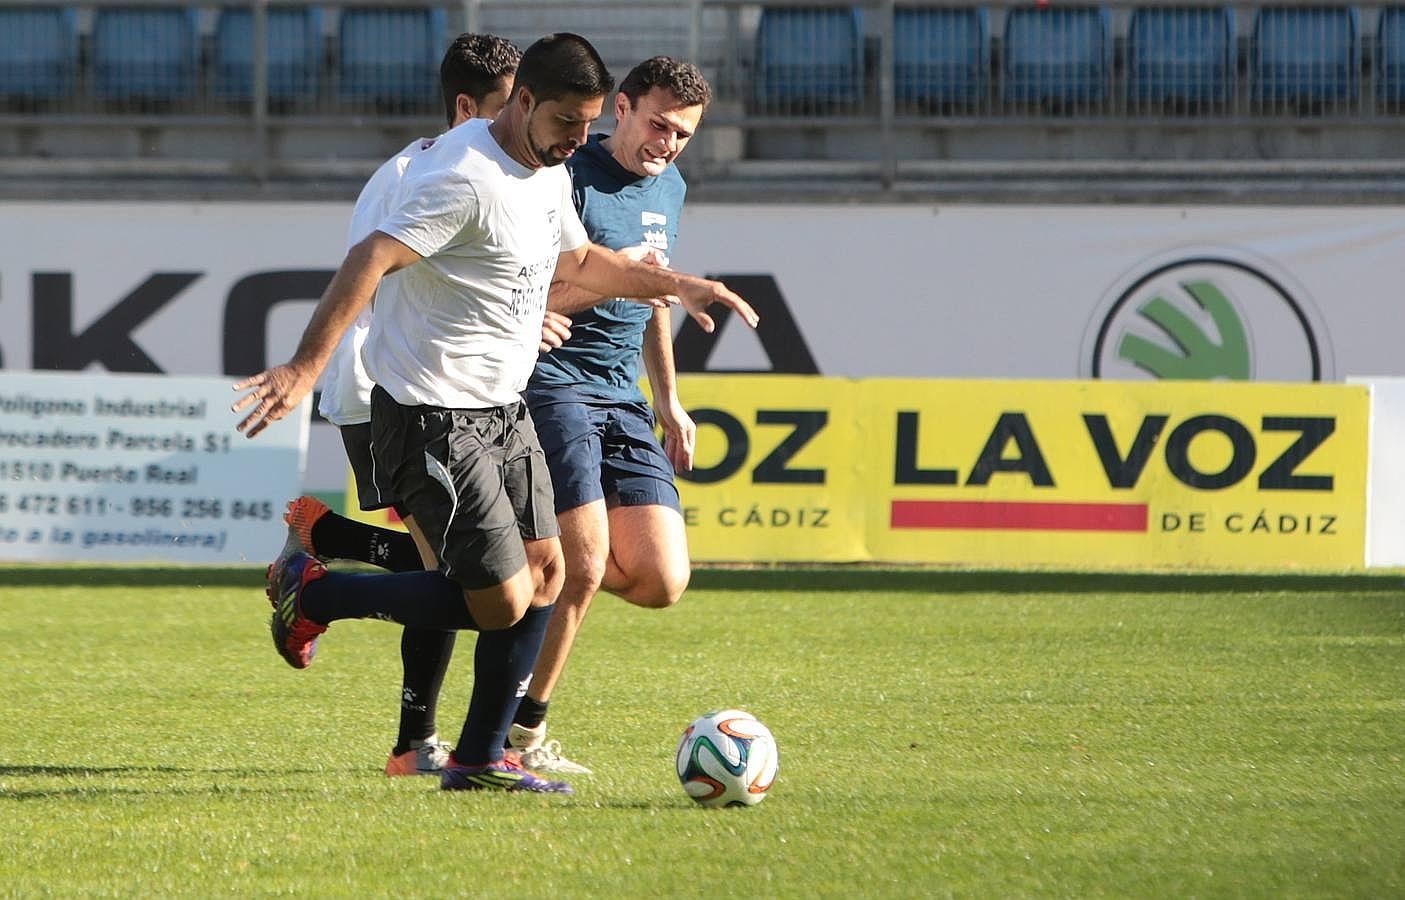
top-left (233, 34), bottom-right (758, 795)
top-left (284, 33), bottom-right (524, 780)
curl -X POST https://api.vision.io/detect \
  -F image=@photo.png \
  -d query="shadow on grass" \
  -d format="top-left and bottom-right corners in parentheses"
top-left (0, 766), bottom-right (669, 807)
top-left (1, 565), bottom-right (1400, 596)
top-left (0, 764), bottom-right (323, 779)
top-left (0, 764), bottom-right (385, 801)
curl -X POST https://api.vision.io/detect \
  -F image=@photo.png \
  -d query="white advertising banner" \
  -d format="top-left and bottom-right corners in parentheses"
top-left (1360, 377), bottom-right (1405, 568)
top-left (0, 202), bottom-right (1401, 493)
top-left (0, 371), bottom-right (308, 563)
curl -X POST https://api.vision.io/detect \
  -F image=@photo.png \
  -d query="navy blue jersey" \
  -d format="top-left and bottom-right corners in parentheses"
top-left (529, 134), bottom-right (687, 401)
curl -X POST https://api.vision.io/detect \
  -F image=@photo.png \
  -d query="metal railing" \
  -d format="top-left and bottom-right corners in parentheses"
top-left (0, 0), bottom-right (1402, 187)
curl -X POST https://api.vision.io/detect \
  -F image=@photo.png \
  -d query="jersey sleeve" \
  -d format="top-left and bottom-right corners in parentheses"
top-left (558, 174), bottom-right (589, 253)
top-left (377, 166), bottom-right (479, 259)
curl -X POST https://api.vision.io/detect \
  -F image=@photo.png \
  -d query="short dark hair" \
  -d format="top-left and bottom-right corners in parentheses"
top-left (440, 33), bottom-right (521, 125)
top-left (619, 56), bottom-right (712, 113)
top-left (513, 33), bottom-right (613, 103)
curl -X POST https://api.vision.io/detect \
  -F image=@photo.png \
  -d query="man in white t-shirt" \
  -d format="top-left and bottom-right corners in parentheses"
top-left (233, 33), bottom-right (757, 795)
top-left (283, 33), bottom-right (523, 781)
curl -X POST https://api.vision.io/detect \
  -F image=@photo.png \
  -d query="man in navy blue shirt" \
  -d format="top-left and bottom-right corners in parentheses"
top-left (507, 58), bottom-right (721, 774)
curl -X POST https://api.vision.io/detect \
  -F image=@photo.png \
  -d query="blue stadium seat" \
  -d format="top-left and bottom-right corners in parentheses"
top-left (1251, 6), bottom-right (1360, 107)
top-left (338, 7), bottom-right (447, 109)
top-left (92, 7), bottom-right (200, 102)
top-left (1376, 7), bottom-right (1405, 108)
top-left (754, 6), bottom-right (863, 112)
top-left (1002, 6), bottom-right (1112, 108)
top-left (0, 6), bottom-right (77, 101)
top-left (1127, 7), bottom-right (1235, 108)
top-left (214, 7), bottom-right (322, 103)
top-left (894, 7), bottom-right (988, 108)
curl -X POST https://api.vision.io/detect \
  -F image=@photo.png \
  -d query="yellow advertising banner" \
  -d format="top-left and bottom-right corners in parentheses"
top-left (673, 376), bottom-right (1368, 571)
top-left (673, 375), bottom-right (867, 562)
top-left (862, 379), bottom-right (1368, 570)
top-left (333, 377), bottom-right (1368, 571)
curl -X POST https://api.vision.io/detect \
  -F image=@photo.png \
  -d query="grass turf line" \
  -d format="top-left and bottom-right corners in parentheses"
top-left (0, 568), bottom-right (1401, 896)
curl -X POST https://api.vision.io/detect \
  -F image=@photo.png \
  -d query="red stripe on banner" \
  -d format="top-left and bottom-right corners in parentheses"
top-left (890, 500), bottom-right (1148, 532)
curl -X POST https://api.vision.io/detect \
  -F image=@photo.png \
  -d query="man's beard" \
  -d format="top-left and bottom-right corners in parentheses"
top-left (534, 144), bottom-right (572, 167)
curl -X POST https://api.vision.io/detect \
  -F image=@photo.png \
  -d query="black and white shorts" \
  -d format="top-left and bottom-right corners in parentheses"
top-left (338, 421), bottom-right (396, 512)
top-left (370, 386), bottom-right (559, 590)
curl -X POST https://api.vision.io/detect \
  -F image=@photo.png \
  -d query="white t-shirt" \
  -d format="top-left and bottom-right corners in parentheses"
top-left (365, 118), bottom-right (589, 410)
top-left (316, 137), bottom-right (429, 426)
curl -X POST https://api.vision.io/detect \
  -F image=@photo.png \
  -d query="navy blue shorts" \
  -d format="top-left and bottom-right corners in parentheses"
top-left (524, 388), bottom-right (681, 515)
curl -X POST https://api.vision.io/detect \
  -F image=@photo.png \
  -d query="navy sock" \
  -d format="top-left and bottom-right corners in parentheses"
top-left (513, 695), bottom-right (548, 730)
top-left (311, 513), bottom-right (422, 572)
top-left (395, 627), bottom-right (457, 753)
top-left (299, 570), bottom-right (475, 630)
top-left (455, 603), bottom-right (554, 766)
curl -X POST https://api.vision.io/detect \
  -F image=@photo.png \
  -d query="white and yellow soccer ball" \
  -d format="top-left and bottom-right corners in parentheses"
top-left (675, 709), bottom-right (779, 807)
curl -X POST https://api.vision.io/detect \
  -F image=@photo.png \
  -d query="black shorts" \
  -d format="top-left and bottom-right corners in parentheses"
top-left (339, 422), bottom-right (397, 512)
top-left (369, 386), bottom-right (559, 590)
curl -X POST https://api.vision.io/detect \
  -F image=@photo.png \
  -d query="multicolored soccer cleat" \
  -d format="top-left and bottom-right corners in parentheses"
top-left (283, 495), bottom-right (331, 560)
top-left (385, 736), bottom-right (452, 777)
top-left (267, 547), bottom-right (328, 670)
top-left (440, 755), bottom-right (574, 794)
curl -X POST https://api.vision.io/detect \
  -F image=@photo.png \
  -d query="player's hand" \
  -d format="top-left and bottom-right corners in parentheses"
top-left (230, 362), bottom-right (318, 439)
top-left (540, 310), bottom-right (572, 353)
top-left (620, 245), bottom-right (675, 308)
top-left (657, 398), bottom-right (696, 473)
top-left (677, 279), bottom-right (759, 334)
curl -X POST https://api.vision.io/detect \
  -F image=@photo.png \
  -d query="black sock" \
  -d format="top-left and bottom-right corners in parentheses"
top-left (395, 628), bottom-right (457, 753)
top-left (311, 513), bottom-right (422, 572)
top-left (514, 695), bottom-right (548, 730)
top-left (455, 603), bottom-right (554, 766)
top-left (300, 570), bottom-right (475, 630)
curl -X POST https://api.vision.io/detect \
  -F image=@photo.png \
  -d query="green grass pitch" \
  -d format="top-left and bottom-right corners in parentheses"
top-left (1, 566), bottom-right (1402, 897)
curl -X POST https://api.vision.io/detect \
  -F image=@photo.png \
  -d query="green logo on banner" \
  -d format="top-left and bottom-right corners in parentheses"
top-left (1118, 281), bottom-right (1250, 380)
top-left (1088, 257), bottom-right (1326, 382)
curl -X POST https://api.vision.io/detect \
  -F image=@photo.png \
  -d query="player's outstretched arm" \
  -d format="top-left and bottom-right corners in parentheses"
top-left (556, 243), bottom-right (758, 334)
top-left (231, 231), bottom-right (421, 438)
top-left (548, 244), bottom-right (672, 315)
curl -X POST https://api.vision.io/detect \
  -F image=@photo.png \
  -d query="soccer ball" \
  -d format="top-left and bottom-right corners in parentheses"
top-left (675, 709), bottom-right (779, 807)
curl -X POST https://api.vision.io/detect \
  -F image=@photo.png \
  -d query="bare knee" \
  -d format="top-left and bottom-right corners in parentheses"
top-left (558, 552), bottom-right (606, 610)
top-left (533, 549), bottom-right (565, 607)
top-left (466, 569), bottom-right (536, 630)
top-left (525, 538), bottom-right (564, 608)
top-left (620, 563), bottom-right (690, 610)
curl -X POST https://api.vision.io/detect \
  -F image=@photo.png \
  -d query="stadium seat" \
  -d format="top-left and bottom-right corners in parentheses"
top-left (1127, 6), bottom-right (1235, 109)
top-left (893, 6), bottom-right (988, 109)
top-left (338, 6), bottom-right (447, 111)
top-left (1002, 6), bottom-right (1112, 109)
top-left (1251, 6), bottom-right (1360, 109)
top-left (213, 6), bottom-right (322, 104)
top-left (754, 6), bottom-right (863, 113)
top-left (1376, 7), bottom-right (1405, 109)
top-left (92, 7), bottom-right (200, 103)
top-left (0, 6), bottom-right (77, 102)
